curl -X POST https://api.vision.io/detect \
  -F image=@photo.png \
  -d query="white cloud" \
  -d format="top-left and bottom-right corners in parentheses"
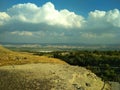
top-left (11, 31), bottom-right (33, 36)
top-left (106, 9), bottom-right (120, 27)
top-left (50, 32), bottom-right (65, 37)
top-left (81, 33), bottom-right (115, 39)
top-left (0, 2), bottom-right (120, 44)
top-left (0, 12), bottom-right (10, 25)
top-left (81, 33), bottom-right (97, 38)
top-left (6, 2), bottom-right (85, 28)
top-left (87, 9), bottom-right (120, 30)
top-left (1, 2), bottom-right (120, 31)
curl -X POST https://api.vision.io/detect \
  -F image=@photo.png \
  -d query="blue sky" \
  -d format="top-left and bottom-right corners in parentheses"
top-left (1, 0), bottom-right (120, 16)
top-left (0, 0), bottom-right (120, 44)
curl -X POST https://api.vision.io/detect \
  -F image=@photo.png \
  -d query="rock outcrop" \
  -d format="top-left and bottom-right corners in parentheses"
top-left (0, 63), bottom-right (110, 90)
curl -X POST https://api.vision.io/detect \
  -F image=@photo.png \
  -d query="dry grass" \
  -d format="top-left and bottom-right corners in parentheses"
top-left (0, 45), bottom-right (67, 66)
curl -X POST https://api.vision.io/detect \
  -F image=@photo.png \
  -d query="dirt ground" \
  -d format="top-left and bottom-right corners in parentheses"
top-left (0, 63), bottom-right (110, 90)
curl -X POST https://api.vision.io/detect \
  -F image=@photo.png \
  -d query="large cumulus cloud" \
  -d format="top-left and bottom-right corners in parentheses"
top-left (6, 2), bottom-right (85, 28)
top-left (0, 2), bottom-right (120, 44)
top-left (87, 9), bottom-right (120, 30)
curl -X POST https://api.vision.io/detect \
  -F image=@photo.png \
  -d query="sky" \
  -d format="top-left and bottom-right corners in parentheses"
top-left (0, 0), bottom-right (120, 44)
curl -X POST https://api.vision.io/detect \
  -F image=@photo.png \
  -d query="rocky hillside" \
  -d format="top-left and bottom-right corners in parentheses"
top-left (0, 63), bottom-right (110, 90)
top-left (0, 45), bottom-right (111, 90)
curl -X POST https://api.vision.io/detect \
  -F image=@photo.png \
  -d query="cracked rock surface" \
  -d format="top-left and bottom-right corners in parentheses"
top-left (0, 63), bottom-right (110, 90)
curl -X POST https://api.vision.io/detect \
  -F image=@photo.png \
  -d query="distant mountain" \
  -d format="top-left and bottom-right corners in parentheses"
top-left (1, 42), bottom-right (120, 51)
top-left (1, 42), bottom-right (120, 46)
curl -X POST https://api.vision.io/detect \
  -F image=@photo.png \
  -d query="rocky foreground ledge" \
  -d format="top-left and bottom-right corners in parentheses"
top-left (0, 63), bottom-right (110, 90)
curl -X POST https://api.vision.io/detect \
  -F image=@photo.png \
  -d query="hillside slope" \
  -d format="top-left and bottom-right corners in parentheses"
top-left (0, 63), bottom-right (110, 90)
top-left (0, 45), bottom-right (111, 90)
top-left (0, 45), bottom-right (66, 66)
